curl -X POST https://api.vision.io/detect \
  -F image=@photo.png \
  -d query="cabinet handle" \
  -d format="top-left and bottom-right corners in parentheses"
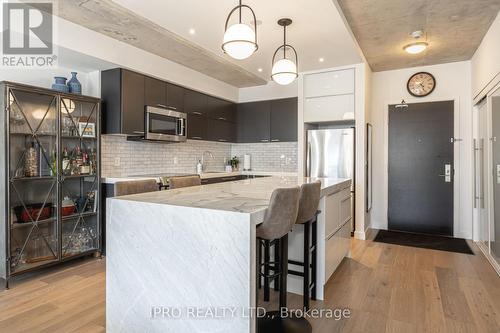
top-left (157, 104), bottom-right (167, 108)
top-left (133, 131), bottom-right (145, 134)
top-left (191, 136), bottom-right (203, 140)
top-left (218, 139), bottom-right (227, 142)
top-left (271, 139), bottom-right (279, 142)
top-left (218, 117), bottom-right (227, 121)
top-left (167, 106), bottom-right (178, 110)
top-left (260, 139), bottom-right (269, 142)
top-left (193, 111), bottom-right (202, 115)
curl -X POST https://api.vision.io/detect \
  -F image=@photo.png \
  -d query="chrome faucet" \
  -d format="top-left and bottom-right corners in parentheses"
top-left (201, 151), bottom-right (214, 172)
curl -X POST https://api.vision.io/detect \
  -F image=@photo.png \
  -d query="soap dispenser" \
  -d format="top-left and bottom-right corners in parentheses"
top-left (196, 160), bottom-right (203, 174)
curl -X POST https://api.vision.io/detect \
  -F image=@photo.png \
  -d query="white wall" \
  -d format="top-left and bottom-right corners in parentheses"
top-left (471, 12), bottom-right (500, 99)
top-left (0, 67), bottom-right (94, 95)
top-left (370, 61), bottom-right (473, 239)
top-left (238, 81), bottom-right (298, 103)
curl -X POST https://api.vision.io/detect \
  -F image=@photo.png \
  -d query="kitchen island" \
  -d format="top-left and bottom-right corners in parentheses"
top-left (106, 176), bottom-right (351, 333)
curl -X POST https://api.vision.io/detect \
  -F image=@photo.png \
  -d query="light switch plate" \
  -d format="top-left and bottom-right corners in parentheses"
top-left (114, 157), bottom-right (120, 167)
top-left (497, 165), bottom-right (500, 184)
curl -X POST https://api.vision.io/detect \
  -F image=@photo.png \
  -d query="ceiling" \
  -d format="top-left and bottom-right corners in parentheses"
top-left (50, 0), bottom-right (363, 87)
top-left (337, 0), bottom-right (500, 72)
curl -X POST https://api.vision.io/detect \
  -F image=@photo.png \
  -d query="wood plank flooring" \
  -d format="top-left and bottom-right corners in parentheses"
top-left (0, 231), bottom-right (499, 332)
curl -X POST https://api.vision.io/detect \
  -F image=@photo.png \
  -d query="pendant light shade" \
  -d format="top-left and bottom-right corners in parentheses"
top-left (222, 0), bottom-right (258, 60)
top-left (271, 18), bottom-right (298, 86)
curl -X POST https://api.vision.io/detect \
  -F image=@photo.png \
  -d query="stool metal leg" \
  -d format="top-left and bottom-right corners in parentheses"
top-left (311, 219), bottom-right (317, 300)
top-left (279, 234), bottom-right (288, 311)
top-left (273, 238), bottom-right (280, 291)
top-left (264, 240), bottom-right (270, 302)
top-left (303, 221), bottom-right (310, 311)
top-left (258, 240), bottom-right (262, 289)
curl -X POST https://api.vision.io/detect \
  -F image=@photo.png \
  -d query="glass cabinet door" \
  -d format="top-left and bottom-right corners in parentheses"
top-left (475, 100), bottom-right (489, 249)
top-left (60, 98), bottom-right (99, 258)
top-left (8, 88), bottom-right (59, 272)
top-left (490, 87), bottom-right (500, 264)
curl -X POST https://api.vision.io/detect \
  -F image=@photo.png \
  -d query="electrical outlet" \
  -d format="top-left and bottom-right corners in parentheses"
top-left (114, 157), bottom-right (120, 167)
top-left (173, 156), bottom-right (178, 164)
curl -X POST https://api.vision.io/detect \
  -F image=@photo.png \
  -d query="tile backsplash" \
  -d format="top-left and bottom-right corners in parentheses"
top-left (101, 135), bottom-right (298, 176)
top-left (230, 142), bottom-right (298, 173)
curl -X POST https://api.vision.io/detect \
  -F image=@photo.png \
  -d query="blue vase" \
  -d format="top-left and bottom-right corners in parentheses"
top-left (52, 76), bottom-right (69, 93)
top-left (67, 72), bottom-right (82, 94)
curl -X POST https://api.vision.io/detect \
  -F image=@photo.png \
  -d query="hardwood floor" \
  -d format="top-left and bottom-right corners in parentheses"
top-left (0, 232), bottom-right (499, 332)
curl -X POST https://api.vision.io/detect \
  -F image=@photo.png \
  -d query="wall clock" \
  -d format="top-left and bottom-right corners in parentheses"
top-left (407, 72), bottom-right (436, 97)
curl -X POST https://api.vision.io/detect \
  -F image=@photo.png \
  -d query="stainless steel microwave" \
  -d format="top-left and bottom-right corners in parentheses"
top-left (145, 106), bottom-right (187, 142)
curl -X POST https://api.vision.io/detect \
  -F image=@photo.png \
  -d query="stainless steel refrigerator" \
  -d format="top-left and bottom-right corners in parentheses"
top-left (307, 128), bottom-right (355, 230)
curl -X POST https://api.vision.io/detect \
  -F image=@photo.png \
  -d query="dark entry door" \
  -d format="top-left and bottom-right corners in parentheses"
top-left (388, 101), bottom-right (454, 236)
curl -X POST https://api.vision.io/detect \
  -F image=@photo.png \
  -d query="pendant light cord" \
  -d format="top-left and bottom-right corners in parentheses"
top-left (283, 25), bottom-right (287, 59)
top-left (239, 0), bottom-right (242, 23)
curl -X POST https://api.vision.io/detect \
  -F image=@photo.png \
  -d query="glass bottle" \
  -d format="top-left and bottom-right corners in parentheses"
top-left (62, 147), bottom-right (70, 175)
top-left (24, 142), bottom-right (38, 177)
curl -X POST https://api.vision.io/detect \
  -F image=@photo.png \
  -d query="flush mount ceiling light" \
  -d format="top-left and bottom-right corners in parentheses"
top-left (222, 0), bottom-right (258, 60)
top-left (271, 18), bottom-right (298, 86)
top-left (403, 30), bottom-right (429, 54)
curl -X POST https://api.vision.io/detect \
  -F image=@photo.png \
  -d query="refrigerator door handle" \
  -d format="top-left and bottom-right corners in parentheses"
top-left (306, 142), bottom-right (311, 177)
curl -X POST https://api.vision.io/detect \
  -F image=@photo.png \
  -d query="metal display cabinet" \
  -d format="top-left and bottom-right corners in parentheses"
top-left (0, 82), bottom-right (101, 289)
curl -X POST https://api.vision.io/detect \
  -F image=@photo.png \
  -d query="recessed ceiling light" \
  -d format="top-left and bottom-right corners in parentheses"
top-left (403, 42), bottom-right (428, 54)
top-left (258, 68), bottom-right (263, 72)
top-left (319, 57), bottom-right (324, 62)
top-left (189, 28), bottom-right (196, 35)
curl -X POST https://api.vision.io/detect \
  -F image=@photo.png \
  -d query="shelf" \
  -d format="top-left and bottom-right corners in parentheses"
top-left (11, 176), bottom-right (56, 181)
top-left (61, 135), bottom-right (97, 140)
top-left (61, 211), bottom-right (97, 221)
top-left (10, 132), bottom-right (56, 137)
top-left (11, 217), bottom-right (56, 229)
top-left (62, 174), bottom-right (97, 180)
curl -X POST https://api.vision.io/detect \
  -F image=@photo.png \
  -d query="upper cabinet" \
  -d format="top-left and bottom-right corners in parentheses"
top-left (303, 68), bottom-right (355, 123)
top-left (102, 68), bottom-right (145, 135)
top-left (144, 77), bottom-right (166, 107)
top-left (237, 101), bottom-right (271, 143)
top-left (184, 89), bottom-right (208, 115)
top-left (270, 98), bottom-right (298, 142)
top-left (304, 69), bottom-right (354, 98)
top-left (237, 98), bottom-right (298, 143)
top-left (101, 68), bottom-right (296, 143)
top-left (166, 83), bottom-right (184, 111)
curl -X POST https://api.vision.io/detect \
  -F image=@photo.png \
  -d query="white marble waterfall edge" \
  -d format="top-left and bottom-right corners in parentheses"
top-left (106, 200), bottom-right (256, 333)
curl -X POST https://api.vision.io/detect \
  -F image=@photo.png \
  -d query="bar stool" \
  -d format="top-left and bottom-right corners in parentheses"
top-left (114, 179), bottom-right (159, 196)
top-left (289, 181), bottom-right (321, 311)
top-left (169, 175), bottom-right (201, 189)
top-left (256, 187), bottom-right (312, 333)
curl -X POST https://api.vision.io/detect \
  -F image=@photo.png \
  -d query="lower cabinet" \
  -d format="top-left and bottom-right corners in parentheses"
top-left (323, 187), bottom-right (352, 281)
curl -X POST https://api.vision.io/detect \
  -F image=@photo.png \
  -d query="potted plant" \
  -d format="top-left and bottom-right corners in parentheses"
top-left (230, 156), bottom-right (240, 171)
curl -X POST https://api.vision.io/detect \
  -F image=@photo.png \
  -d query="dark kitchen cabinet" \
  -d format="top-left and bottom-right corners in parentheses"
top-left (187, 113), bottom-right (208, 140)
top-left (101, 68), bottom-right (145, 135)
top-left (237, 101), bottom-right (271, 143)
top-left (208, 119), bottom-right (236, 142)
top-left (184, 89), bottom-right (208, 115)
top-left (144, 77), bottom-right (166, 107)
top-left (270, 98), bottom-right (298, 142)
top-left (166, 83), bottom-right (184, 111)
top-left (208, 96), bottom-right (236, 123)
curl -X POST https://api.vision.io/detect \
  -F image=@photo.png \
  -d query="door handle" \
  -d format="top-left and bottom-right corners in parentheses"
top-left (473, 139), bottom-right (477, 208)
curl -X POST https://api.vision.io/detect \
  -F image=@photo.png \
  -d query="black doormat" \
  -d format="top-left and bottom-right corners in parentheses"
top-left (373, 230), bottom-right (474, 255)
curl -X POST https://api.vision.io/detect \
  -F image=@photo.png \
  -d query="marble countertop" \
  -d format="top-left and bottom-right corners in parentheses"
top-left (101, 171), bottom-right (298, 184)
top-left (111, 176), bottom-right (351, 223)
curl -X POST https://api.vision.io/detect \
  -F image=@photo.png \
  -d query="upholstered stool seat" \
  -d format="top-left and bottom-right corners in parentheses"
top-left (169, 175), bottom-right (201, 189)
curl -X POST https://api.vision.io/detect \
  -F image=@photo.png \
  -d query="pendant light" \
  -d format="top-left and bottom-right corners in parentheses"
top-left (222, 0), bottom-right (258, 60)
top-left (271, 18), bottom-right (298, 85)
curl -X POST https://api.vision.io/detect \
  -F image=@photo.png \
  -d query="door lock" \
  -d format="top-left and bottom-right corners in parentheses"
top-left (438, 164), bottom-right (452, 182)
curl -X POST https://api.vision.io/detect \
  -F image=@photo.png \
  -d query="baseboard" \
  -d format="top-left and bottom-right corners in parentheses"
top-left (476, 241), bottom-right (500, 277)
top-left (354, 230), bottom-right (366, 240)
